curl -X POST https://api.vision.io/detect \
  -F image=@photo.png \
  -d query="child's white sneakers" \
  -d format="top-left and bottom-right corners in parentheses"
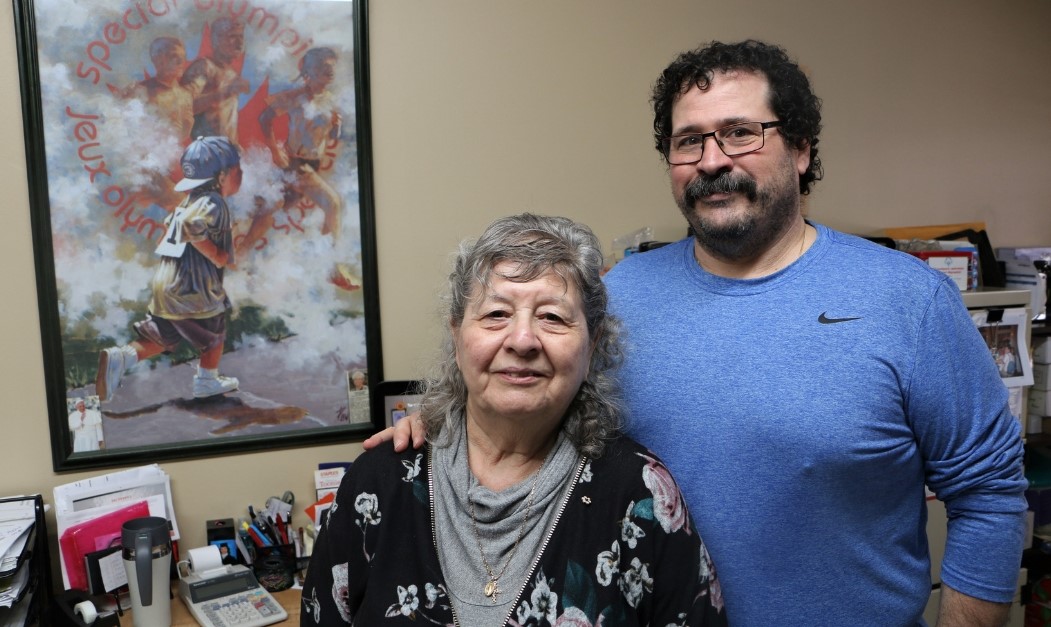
top-left (96, 346), bottom-right (135, 401)
top-left (193, 374), bottom-right (239, 398)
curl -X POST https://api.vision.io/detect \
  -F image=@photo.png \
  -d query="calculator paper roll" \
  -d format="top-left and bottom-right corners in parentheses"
top-left (188, 545), bottom-right (224, 574)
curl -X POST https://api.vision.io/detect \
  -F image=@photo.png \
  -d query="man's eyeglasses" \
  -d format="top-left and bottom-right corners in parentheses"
top-left (662, 121), bottom-right (782, 165)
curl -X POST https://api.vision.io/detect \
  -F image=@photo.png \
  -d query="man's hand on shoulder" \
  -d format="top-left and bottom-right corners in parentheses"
top-left (363, 412), bottom-right (425, 452)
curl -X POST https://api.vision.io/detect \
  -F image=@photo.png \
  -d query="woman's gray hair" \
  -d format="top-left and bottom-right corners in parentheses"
top-left (420, 213), bottom-right (623, 458)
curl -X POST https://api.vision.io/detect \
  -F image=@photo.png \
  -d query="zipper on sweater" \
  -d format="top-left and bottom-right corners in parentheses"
top-left (427, 446), bottom-right (462, 627)
top-left (499, 456), bottom-right (588, 626)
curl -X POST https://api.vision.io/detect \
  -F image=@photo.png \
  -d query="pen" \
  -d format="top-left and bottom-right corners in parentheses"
top-left (257, 515), bottom-right (278, 544)
top-left (248, 523), bottom-right (272, 547)
top-left (240, 519), bottom-right (255, 545)
top-left (250, 505), bottom-right (265, 528)
top-left (292, 529), bottom-right (302, 558)
top-left (236, 520), bottom-right (257, 564)
top-left (272, 516), bottom-right (284, 545)
top-left (275, 513), bottom-right (287, 545)
top-left (245, 528), bottom-right (264, 548)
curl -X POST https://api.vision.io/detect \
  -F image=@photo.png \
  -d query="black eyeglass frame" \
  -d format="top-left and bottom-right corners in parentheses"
top-left (662, 120), bottom-right (783, 165)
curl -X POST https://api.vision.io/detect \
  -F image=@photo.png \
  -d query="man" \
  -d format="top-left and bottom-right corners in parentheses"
top-left (68, 398), bottom-right (104, 452)
top-left (181, 18), bottom-right (249, 144)
top-left (368, 40), bottom-right (1027, 625)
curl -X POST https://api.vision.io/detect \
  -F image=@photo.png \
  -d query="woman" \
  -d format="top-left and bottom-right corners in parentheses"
top-left (302, 214), bottom-right (726, 625)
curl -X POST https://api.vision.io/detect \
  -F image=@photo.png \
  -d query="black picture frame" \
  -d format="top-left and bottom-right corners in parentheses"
top-left (13, 0), bottom-right (382, 471)
top-left (373, 380), bottom-right (423, 429)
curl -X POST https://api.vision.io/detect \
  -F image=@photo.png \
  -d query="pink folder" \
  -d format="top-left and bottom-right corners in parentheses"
top-left (59, 501), bottom-right (151, 590)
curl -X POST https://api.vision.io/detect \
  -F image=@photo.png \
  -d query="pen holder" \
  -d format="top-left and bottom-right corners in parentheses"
top-left (253, 544), bottom-right (296, 592)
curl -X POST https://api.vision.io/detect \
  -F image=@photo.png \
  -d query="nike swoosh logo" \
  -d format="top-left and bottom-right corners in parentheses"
top-left (818, 312), bottom-right (861, 324)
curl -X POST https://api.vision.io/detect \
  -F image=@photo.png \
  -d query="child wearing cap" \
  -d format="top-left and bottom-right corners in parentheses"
top-left (96, 135), bottom-right (242, 402)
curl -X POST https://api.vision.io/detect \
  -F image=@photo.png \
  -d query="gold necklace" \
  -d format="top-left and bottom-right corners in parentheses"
top-left (781, 224), bottom-right (808, 269)
top-left (770, 224), bottom-right (808, 272)
top-left (468, 465), bottom-right (542, 604)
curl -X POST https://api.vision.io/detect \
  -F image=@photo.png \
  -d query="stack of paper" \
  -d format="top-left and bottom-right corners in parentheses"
top-left (0, 564), bottom-right (30, 609)
top-left (0, 496), bottom-right (40, 624)
top-left (53, 465), bottom-right (179, 591)
top-left (0, 533), bottom-right (31, 577)
top-left (0, 522), bottom-right (34, 578)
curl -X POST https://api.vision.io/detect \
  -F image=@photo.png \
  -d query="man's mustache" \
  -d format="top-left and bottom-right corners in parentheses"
top-left (683, 173), bottom-right (758, 205)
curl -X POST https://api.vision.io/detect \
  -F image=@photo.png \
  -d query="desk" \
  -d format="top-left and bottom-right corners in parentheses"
top-left (120, 587), bottom-right (301, 626)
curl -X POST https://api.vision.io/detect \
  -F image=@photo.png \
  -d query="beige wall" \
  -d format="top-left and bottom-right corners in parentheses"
top-left (0, 0), bottom-right (1049, 575)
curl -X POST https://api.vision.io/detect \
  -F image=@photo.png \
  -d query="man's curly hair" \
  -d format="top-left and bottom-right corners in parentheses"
top-left (651, 40), bottom-right (823, 195)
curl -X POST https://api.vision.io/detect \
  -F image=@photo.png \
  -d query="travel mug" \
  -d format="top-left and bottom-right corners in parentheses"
top-left (121, 516), bottom-right (172, 626)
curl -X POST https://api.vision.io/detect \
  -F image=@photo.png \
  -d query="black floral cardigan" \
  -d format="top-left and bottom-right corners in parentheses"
top-left (300, 437), bottom-right (727, 626)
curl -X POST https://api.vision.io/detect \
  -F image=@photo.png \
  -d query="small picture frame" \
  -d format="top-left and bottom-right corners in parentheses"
top-left (973, 307), bottom-right (1033, 388)
top-left (210, 539), bottom-right (239, 566)
top-left (374, 380), bottom-right (423, 428)
top-left (66, 395), bottom-right (105, 454)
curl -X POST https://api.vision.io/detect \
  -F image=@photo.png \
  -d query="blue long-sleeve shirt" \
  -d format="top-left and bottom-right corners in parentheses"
top-left (604, 223), bottom-right (1027, 625)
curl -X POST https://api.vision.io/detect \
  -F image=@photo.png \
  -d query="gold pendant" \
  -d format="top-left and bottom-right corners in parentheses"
top-left (485, 575), bottom-right (502, 596)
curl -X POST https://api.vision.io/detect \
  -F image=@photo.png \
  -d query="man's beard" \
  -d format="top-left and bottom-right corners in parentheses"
top-left (676, 168), bottom-right (799, 263)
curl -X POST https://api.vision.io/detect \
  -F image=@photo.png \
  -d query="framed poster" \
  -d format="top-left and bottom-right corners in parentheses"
top-left (12, 0), bottom-right (382, 471)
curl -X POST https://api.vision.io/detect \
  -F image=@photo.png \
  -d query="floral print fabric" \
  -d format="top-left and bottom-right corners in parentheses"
top-left (301, 437), bottom-right (727, 626)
